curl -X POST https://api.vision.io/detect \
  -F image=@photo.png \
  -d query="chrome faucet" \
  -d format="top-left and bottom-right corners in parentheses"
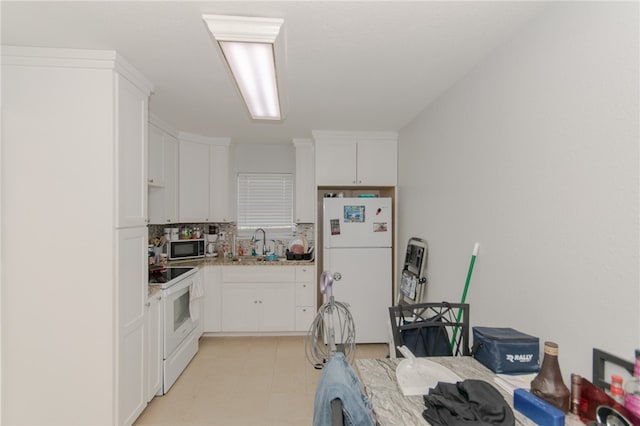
top-left (252, 228), bottom-right (268, 255)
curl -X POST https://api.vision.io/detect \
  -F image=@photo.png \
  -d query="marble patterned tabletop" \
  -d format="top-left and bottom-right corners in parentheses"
top-left (355, 357), bottom-right (583, 426)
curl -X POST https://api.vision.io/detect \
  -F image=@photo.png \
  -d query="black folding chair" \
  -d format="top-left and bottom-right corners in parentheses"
top-left (592, 348), bottom-right (634, 391)
top-left (389, 302), bottom-right (470, 358)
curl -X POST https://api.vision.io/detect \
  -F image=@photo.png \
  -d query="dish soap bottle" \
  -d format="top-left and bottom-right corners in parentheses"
top-left (530, 341), bottom-right (571, 412)
top-left (610, 375), bottom-right (625, 404)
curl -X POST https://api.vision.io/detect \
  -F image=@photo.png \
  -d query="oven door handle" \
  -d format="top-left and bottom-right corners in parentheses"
top-left (164, 277), bottom-right (192, 296)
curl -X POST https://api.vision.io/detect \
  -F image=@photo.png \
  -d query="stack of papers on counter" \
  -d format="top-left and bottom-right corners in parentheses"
top-left (493, 373), bottom-right (537, 395)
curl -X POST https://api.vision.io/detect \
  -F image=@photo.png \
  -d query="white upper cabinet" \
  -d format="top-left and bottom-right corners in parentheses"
top-left (179, 137), bottom-right (209, 222)
top-left (314, 137), bottom-right (357, 185)
top-left (148, 125), bottom-right (165, 187)
top-left (161, 134), bottom-right (178, 223)
top-left (116, 74), bottom-right (149, 228)
top-left (313, 131), bottom-right (398, 186)
top-left (178, 133), bottom-right (231, 223)
top-left (355, 138), bottom-right (398, 185)
top-left (209, 143), bottom-right (231, 223)
top-left (148, 117), bottom-right (179, 224)
top-left (293, 139), bottom-right (315, 223)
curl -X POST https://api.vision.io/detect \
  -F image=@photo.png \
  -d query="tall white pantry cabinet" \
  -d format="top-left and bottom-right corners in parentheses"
top-left (1, 47), bottom-right (153, 425)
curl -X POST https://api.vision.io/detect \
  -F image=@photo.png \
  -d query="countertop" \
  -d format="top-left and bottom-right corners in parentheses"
top-left (355, 357), bottom-right (584, 426)
top-left (148, 256), bottom-right (314, 297)
top-left (148, 285), bottom-right (162, 298)
top-left (162, 256), bottom-right (315, 268)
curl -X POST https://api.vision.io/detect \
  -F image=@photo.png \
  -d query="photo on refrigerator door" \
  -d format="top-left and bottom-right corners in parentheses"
top-left (330, 219), bottom-right (341, 235)
top-left (344, 205), bottom-right (365, 222)
top-left (373, 222), bottom-right (388, 232)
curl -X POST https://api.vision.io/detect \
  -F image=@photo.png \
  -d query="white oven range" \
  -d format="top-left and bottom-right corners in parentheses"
top-left (149, 266), bottom-right (203, 394)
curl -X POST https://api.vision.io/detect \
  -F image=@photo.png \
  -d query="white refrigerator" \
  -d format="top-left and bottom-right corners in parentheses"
top-left (323, 197), bottom-right (392, 343)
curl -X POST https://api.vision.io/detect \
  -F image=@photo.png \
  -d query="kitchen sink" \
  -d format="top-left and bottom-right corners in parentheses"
top-left (231, 256), bottom-right (260, 262)
top-left (230, 256), bottom-right (282, 263)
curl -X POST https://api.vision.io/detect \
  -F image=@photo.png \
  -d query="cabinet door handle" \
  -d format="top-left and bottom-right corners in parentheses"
top-left (146, 302), bottom-right (151, 307)
top-left (148, 178), bottom-right (154, 183)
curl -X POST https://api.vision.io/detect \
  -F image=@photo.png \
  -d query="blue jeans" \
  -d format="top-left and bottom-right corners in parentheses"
top-left (313, 352), bottom-right (375, 426)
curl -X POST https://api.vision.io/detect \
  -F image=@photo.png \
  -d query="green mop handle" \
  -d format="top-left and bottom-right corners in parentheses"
top-left (451, 242), bottom-right (479, 350)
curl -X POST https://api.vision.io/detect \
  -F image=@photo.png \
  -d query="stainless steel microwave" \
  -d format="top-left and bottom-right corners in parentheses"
top-left (168, 239), bottom-right (205, 260)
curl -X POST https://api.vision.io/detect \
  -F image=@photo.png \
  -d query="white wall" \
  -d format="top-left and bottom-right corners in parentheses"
top-left (228, 142), bottom-right (295, 219)
top-left (233, 143), bottom-right (295, 174)
top-left (397, 2), bottom-right (639, 381)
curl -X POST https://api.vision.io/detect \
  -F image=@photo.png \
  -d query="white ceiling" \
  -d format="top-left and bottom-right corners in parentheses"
top-left (1, 1), bottom-right (547, 144)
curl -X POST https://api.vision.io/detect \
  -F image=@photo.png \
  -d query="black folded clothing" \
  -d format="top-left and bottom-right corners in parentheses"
top-left (423, 379), bottom-right (515, 426)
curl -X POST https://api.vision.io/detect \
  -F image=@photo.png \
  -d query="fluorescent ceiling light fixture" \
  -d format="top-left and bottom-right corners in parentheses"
top-left (203, 15), bottom-right (287, 121)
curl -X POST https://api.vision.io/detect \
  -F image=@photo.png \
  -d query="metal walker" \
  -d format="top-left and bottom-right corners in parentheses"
top-left (306, 271), bottom-right (356, 368)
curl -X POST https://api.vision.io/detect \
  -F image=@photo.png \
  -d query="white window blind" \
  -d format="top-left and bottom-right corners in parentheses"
top-left (237, 173), bottom-right (294, 239)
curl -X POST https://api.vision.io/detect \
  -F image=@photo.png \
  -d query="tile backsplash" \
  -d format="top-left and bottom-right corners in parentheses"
top-left (148, 222), bottom-right (314, 257)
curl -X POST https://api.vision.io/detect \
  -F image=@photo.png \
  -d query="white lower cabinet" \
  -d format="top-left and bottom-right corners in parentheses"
top-left (221, 266), bottom-right (296, 332)
top-left (295, 266), bottom-right (316, 331)
top-left (215, 265), bottom-right (315, 333)
top-left (145, 291), bottom-right (162, 401)
top-left (222, 283), bottom-right (294, 331)
top-left (117, 227), bottom-right (148, 426)
top-left (295, 307), bottom-right (315, 332)
top-left (203, 265), bottom-right (222, 332)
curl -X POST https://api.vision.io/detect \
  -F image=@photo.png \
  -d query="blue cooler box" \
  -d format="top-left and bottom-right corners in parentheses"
top-left (473, 327), bottom-right (540, 374)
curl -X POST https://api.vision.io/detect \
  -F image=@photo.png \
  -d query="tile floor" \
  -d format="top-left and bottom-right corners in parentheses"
top-left (134, 336), bottom-right (389, 426)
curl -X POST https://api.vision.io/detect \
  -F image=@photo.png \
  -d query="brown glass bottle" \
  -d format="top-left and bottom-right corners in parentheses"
top-left (530, 341), bottom-right (571, 412)
top-left (570, 373), bottom-right (581, 415)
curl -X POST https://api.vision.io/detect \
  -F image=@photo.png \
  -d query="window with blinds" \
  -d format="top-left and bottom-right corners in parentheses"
top-left (236, 173), bottom-right (294, 239)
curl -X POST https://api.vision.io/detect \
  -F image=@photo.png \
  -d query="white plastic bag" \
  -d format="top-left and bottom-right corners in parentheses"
top-left (395, 345), bottom-right (462, 396)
